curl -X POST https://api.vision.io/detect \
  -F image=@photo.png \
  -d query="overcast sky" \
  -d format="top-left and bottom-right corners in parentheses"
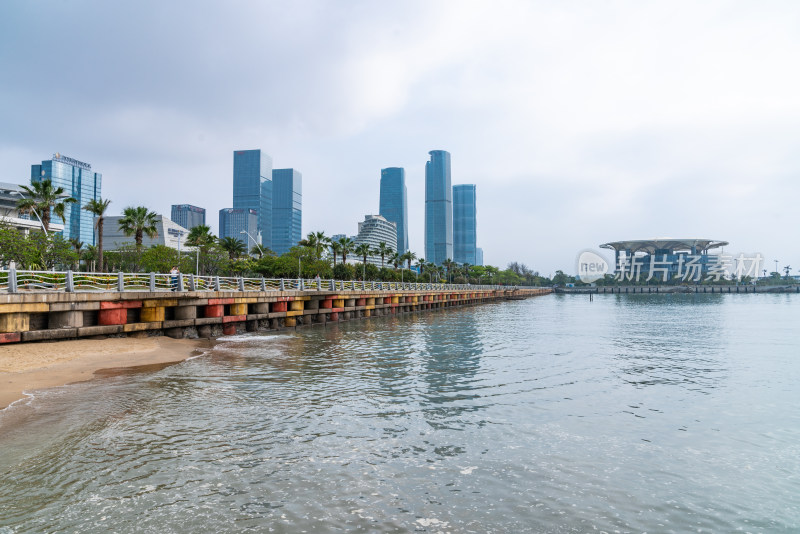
top-left (2, 0), bottom-right (798, 275)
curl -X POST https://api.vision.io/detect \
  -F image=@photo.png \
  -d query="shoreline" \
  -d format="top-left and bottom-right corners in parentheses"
top-left (0, 336), bottom-right (208, 411)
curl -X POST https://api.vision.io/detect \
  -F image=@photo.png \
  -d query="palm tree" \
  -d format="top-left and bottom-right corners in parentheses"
top-left (69, 238), bottom-right (84, 271)
top-left (299, 231), bottom-right (331, 260)
top-left (15, 179), bottom-right (77, 233)
top-left (354, 243), bottom-right (372, 267)
top-left (375, 242), bottom-right (393, 269)
top-left (402, 251), bottom-right (416, 270)
top-left (330, 240), bottom-right (342, 266)
top-left (118, 206), bottom-right (159, 248)
top-left (186, 224), bottom-right (216, 275)
top-left (219, 236), bottom-right (247, 260)
top-left (83, 197), bottom-right (111, 272)
top-left (389, 252), bottom-right (402, 270)
top-left (337, 236), bottom-right (354, 264)
top-left (442, 258), bottom-right (456, 283)
top-left (83, 244), bottom-right (98, 271)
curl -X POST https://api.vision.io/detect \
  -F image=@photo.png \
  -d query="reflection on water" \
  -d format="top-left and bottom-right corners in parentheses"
top-left (610, 294), bottom-right (729, 390)
top-left (1, 294), bottom-right (799, 533)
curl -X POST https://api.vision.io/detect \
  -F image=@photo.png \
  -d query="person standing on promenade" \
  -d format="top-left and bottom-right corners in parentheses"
top-left (170, 266), bottom-right (179, 292)
top-left (315, 273), bottom-right (322, 290)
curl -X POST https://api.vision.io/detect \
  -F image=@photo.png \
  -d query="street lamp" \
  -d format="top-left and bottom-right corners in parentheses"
top-left (9, 190), bottom-right (48, 236)
top-left (240, 230), bottom-right (264, 257)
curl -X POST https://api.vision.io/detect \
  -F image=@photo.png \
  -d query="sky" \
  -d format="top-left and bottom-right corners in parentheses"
top-left (1, 0), bottom-right (799, 276)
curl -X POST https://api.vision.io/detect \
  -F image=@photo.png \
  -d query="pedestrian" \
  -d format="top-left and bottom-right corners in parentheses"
top-left (315, 273), bottom-right (322, 290)
top-left (170, 266), bottom-right (179, 291)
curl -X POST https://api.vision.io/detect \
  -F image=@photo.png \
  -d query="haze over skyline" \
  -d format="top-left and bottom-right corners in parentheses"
top-left (2, 1), bottom-right (798, 275)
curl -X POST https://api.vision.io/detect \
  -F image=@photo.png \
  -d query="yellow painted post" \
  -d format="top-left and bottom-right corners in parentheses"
top-left (140, 307), bottom-right (165, 322)
top-left (230, 303), bottom-right (248, 315)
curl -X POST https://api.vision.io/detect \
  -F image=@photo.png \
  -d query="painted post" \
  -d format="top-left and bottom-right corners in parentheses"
top-left (7, 267), bottom-right (17, 293)
top-left (149, 272), bottom-right (156, 292)
top-left (66, 270), bottom-right (74, 292)
top-left (117, 271), bottom-right (124, 292)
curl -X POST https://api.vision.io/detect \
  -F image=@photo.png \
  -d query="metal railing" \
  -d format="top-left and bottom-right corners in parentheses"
top-left (0, 269), bottom-right (511, 294)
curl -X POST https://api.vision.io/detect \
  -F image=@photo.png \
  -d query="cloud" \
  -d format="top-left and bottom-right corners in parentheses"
top-left (1, 0), bottom-right (798, 273)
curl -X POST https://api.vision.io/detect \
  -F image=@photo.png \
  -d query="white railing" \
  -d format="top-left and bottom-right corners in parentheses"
top-left (0, 269), bottom-right (510, 294)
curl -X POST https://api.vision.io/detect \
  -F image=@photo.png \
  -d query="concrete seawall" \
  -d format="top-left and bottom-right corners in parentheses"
top-left (0, 287), bottom-right (552, 344)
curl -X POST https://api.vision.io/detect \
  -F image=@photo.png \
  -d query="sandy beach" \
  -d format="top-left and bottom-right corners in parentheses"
top-left (0, 336), bottom-right (206, 410)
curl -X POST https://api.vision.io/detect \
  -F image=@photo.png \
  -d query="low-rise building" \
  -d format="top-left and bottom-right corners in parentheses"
top-left (0, 181), bottom-right (65, 234)
top-left (100, 215), bottom-right (190, 251)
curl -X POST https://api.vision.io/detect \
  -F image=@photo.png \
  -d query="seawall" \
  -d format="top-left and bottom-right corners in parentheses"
top-left (0, 287), bottom-right (552, 344)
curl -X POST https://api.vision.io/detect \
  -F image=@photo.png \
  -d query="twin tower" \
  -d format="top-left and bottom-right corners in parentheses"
top-left (380, 150), bottom-right (479, 267)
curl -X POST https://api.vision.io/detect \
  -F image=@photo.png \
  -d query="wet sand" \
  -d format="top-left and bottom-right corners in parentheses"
top-left (0, 337), bottom-right (206, 410)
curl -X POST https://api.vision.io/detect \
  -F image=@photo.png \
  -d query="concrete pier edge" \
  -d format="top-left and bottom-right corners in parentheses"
top-left (0, 288), bottom-right (552, 344)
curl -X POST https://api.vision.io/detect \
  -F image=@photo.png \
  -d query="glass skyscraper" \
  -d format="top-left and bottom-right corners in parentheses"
top-left (271, 168), bottom-right (302, 255)
top-left (453, 184), bottom-right (477, 265)
top-left (31, 153), bottom-right (102, 245)
top-left (379, 167), bottom-right (408, 255)
top-left (218, 208), bottom-right (258, 248)
top-left (171, 204), bottom-right (206, 230)
top-left (233, 149), bottom-right (272, 250)
top-left (424, 150), bottom-right (452, 266)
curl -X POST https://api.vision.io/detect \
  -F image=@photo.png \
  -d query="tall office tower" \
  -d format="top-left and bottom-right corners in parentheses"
top-left (424, 150), bottom-right (453, 265)
top-left (453, 184), bottom-right (477, 265)
top-left (31, 153), bottom-right (102, 245)
top-left (233, 149), bottom-right (272, 250)
top-left (476, 247), bottom-right (484, 266)
top-left (379, 167), bottom-right (408, 255)
top-left (171, 204), bottom-right (206, 230)
top-left (271, 169), bottom-right (302, 255)
top-left (218, 208), bottom-right (259, 248)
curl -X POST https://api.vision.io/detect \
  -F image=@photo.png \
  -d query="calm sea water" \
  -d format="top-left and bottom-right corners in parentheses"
top-left (1, 293), bottom-right (798, 533)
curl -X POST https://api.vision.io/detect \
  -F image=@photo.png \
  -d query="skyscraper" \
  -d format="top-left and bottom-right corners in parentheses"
top-left (171, 204), bottom-right (206, 230)
top-left (31, 153), bottom-right (102, 245)
top-left (271, 168), bottom-right (302, 255)
top-left (424, 150), bottom-right (452, 266)
top-left (233, 149), bottom-right (272, 250)
top-left (218, 208), bottom-right (258, 248)
top-left (379, 167), bottom-right (408, 255)
top-left (453, 184), bottom-right (477, 265)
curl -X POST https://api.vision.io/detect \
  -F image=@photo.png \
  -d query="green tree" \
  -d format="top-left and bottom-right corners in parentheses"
top-left (375, 242), bottom-right (393, 269)
top-left (83, 197), bottom-right (111, 272)
top-left (354, 243), bottom-right (372, 267)
top-left (402, 251), bottom-right (417, 271)
top-left (299, 231), bottom-right (330, 260)
top-left (69, 237), bottom-right (83, 270)
top-left (219, 236), bottom-right (247, 260)
top-left (15, 179), bottom-right (77, 233)
top-left (118, 206), bottom-right (159, 248)
top-left (336, 236), bottom-right (354, 264)
top-left (442, 258), bottom-right (455, 282)
top-left (330, 240), bottom-right (342, 266)
top-left (186, 224), bottom-right (217, 275)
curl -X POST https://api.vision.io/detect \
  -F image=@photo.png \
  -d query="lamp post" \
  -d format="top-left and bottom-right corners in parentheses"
top-left (9, 190), bottom-right (48, 236)
top-left (240, 230), bottom-right (264, 257)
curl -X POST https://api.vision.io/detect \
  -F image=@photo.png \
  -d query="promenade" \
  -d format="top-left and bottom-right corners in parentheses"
top-left (0, 270), bottom-right (551, 344)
